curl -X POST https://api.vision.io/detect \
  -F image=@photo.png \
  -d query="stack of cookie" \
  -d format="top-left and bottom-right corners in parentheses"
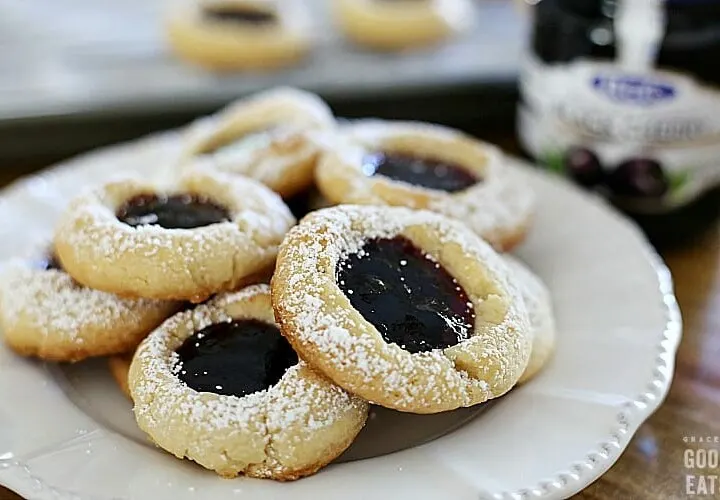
top-left (0, 88), bottom-right (555, 481)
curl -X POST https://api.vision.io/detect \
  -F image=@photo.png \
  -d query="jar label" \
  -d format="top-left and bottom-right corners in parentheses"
top-left (519, 56), bottom-right (720, 212)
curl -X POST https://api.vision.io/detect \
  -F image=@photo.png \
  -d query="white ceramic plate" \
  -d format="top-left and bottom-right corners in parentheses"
top-left (0, 134), bottom-right (681, 500)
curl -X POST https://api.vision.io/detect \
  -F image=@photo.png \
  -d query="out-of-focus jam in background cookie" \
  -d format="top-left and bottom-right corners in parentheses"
top-left (0, 0), bottom-right (717, 247)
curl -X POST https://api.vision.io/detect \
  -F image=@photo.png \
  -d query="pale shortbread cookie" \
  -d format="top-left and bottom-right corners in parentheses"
top-left (333, 0), bottom-right (473, 50)
top-left (315, 120), bottom-right (534, 252)
top-left (503, 256), bottom-right (556, 384)
top-left (129, 286), bottom-right (368, 480)
top-left (272, 205), bottom-right (532, 414)
top-left (54, 169), bottom-right (294, 302)
top-left (0, 257), bottom-right (178, 362)
top-left (109, 353), bottom-right (133, 398)
top-left (166, 0), bottom-right (312, 70)
top-left (181, 88), bottom-right (335, 198)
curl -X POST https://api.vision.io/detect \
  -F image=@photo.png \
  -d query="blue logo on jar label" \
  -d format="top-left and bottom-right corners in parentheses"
top-left (592, 75), bottom-right (675, 105)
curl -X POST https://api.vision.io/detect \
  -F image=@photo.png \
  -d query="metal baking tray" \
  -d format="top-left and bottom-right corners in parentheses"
top-left (0, 0), bottom-right (526, 161)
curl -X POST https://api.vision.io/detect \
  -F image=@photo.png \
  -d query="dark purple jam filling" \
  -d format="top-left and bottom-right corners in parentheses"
top-left (203, 6), bottom-right (277, 25)
top-left (174, 319), bottom-right (298, 398)
top-left (361, 152), bottom-right (479, 192)
top-left (336, 236), bottom-right (475, 353)
top-left (116, 194), bottom-right (231, 229)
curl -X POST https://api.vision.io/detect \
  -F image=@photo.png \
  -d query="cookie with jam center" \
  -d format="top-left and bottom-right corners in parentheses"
top-left (180, 88), bottom-right (336, 199)
top-left (166, 0), bottom-right (312, 70)
top-left (315, 120), bottom-right (535, 252)
top-left (111, 317), bottom-right (296, 399)
top-left (0, 252), bottom-right (179, 362)
top-left (129, 285), bottom-right (368, 480)
top-left (54, 168), bottom-right (295, 302)
top-left (332, 0), bottom-right (473, 50)
top-left (272, 205), bottom-right (533, 414)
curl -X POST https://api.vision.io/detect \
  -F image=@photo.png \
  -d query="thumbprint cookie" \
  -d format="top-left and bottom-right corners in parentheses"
top-left (315, 120), bottom-right (535, 252)
top-left (129, 285), bottom-right (368, 480)
top-left (166, 0), bottom-right (312, 70)
top-left (54, 169), bottom-right (294, 302)
top-left (503, 256), bottom-right (556, 384)
top-left (332, 0), bottom-right (473, 50)
top-left (0, 254), bottom-right (178, 362)
top-left (272, 205), bottom-right (532, 414)
top-left (181, 88), bottom-right (335, 199)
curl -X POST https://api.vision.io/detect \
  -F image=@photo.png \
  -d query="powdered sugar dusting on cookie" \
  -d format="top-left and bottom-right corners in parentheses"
top-left (133, 290), bottom-right (270, 433)
top-left (429, 169), bottom-right (534, 249)
top-left (274, 205), bottom-right (531, 412)
top-left (0, 259), bottom-right (176, 359)
top-left (194, 128), bottom-right (319, 187)
top-left (266, 362), bottom-right (366, 433)
top-left (65, 201), bottom-right (251, 263)
top-left (180, 87), bottom-right (336, 197)
top-left (503, 255), bottom-right (554, 337)
top-left (318, 120), bottom-right (534, 250)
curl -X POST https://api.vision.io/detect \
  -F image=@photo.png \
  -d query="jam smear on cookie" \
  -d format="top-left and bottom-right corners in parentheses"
top-left (336, 236), bottom-right (475, 353)
top-left (35, 253), bottom-right (62, 271)
top-left (361, 152), bottom-right (479, 192)
top-left (116, 194), bottom-right (231, 230)
top-left (203, 6), bottom-right (277, 25)
top-left (174, 319), bottom-right (298, 397)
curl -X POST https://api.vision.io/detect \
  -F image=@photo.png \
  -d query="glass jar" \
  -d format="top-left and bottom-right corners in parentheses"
top-left (518, 0), bottom-right (720, 245)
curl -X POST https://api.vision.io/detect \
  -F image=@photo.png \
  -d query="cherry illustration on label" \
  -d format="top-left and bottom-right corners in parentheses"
top-left (608, 158), bottom-right (669, 198)
top-left (563, 147), bottom-right (605, 188)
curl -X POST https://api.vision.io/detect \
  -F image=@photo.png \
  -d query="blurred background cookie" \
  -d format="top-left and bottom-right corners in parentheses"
top-left (166, 0), bottom-right (312, 71)
top-left (316, 120), bottom-right (534, 251)
top-left (180, 88), bottom-right (335, 199)
top-left (332, 0), bottom-right (473, 51)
